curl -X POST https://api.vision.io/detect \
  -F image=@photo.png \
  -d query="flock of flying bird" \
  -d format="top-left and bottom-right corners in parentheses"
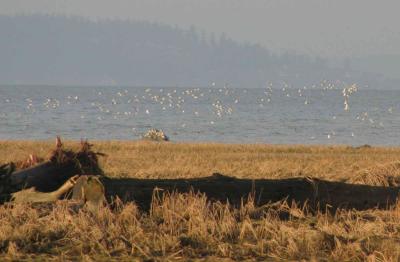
top-left (0, 81), bottom-right (396, 141)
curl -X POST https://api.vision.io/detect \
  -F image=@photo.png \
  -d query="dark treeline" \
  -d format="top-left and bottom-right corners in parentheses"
top-left (0, 15), bottom-right (395, 88)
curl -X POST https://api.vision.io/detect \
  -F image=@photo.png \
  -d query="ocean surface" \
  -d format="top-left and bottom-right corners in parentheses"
top-left (0, 85), bottom-right (399, 146)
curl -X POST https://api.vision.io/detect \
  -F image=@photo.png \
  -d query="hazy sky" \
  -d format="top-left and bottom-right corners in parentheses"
top-left (2, 0), bottom-right (400, 58)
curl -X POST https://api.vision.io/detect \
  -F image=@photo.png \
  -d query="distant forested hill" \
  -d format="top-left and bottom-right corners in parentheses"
top-left (0, 15), bottom-right (396, 88)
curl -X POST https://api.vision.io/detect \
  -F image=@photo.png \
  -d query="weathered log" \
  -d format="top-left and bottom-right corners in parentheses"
top-left (100, 173), bottom-right (400, 211)
top-left (11, 175), bottom-right (79, 204)
top-left (5, 171), bottom-right (400, 213)
top-left (9, 161), bottom-right (75, 192)
top-left (1, 161), bottom-right (81, 203)
top-left (5, 138), bottom-right (104, 194)
top-left (10, 175), bottom-right (105, 211)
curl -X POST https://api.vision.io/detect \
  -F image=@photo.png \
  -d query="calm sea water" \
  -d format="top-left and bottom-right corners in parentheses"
top-left (0, 85), bottom-right (399, 146)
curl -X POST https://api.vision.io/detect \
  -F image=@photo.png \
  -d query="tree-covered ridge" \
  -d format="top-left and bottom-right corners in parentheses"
top-left (0, 15), bottom-right (395, 88)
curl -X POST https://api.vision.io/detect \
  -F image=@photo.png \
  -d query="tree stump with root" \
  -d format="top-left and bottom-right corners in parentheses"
top-left (72, 175), bottom-right (106, 211)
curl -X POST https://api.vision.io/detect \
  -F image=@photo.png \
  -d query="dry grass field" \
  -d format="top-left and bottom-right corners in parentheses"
top-left (1, 140), bottom-right (400, 260)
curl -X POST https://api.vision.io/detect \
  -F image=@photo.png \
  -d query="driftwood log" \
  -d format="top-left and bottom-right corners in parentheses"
top-left (101, 173), bottom-right (400, 211)
top-left (1, 160), bottom-right (81, 203)
top-left (9, 175), bottom-right (105, 212)
top-left (0, 137), bottom-right (104, 203)
top-left (3, 169), bottom-right (400, 212)
top-left (11, 175), bottom-right (79, 204)
top-left (10, 161), bottom-right (68, 192)
top-left (6, 170), bottom-right (400, 212)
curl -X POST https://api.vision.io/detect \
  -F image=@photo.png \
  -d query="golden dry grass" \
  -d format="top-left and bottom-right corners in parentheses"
top-left (1, 193), bottom-right (400, 261)
top-left (2, 140), bottom-right (400, 182)
top-left (1, 140), bottom-right (400, 260)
